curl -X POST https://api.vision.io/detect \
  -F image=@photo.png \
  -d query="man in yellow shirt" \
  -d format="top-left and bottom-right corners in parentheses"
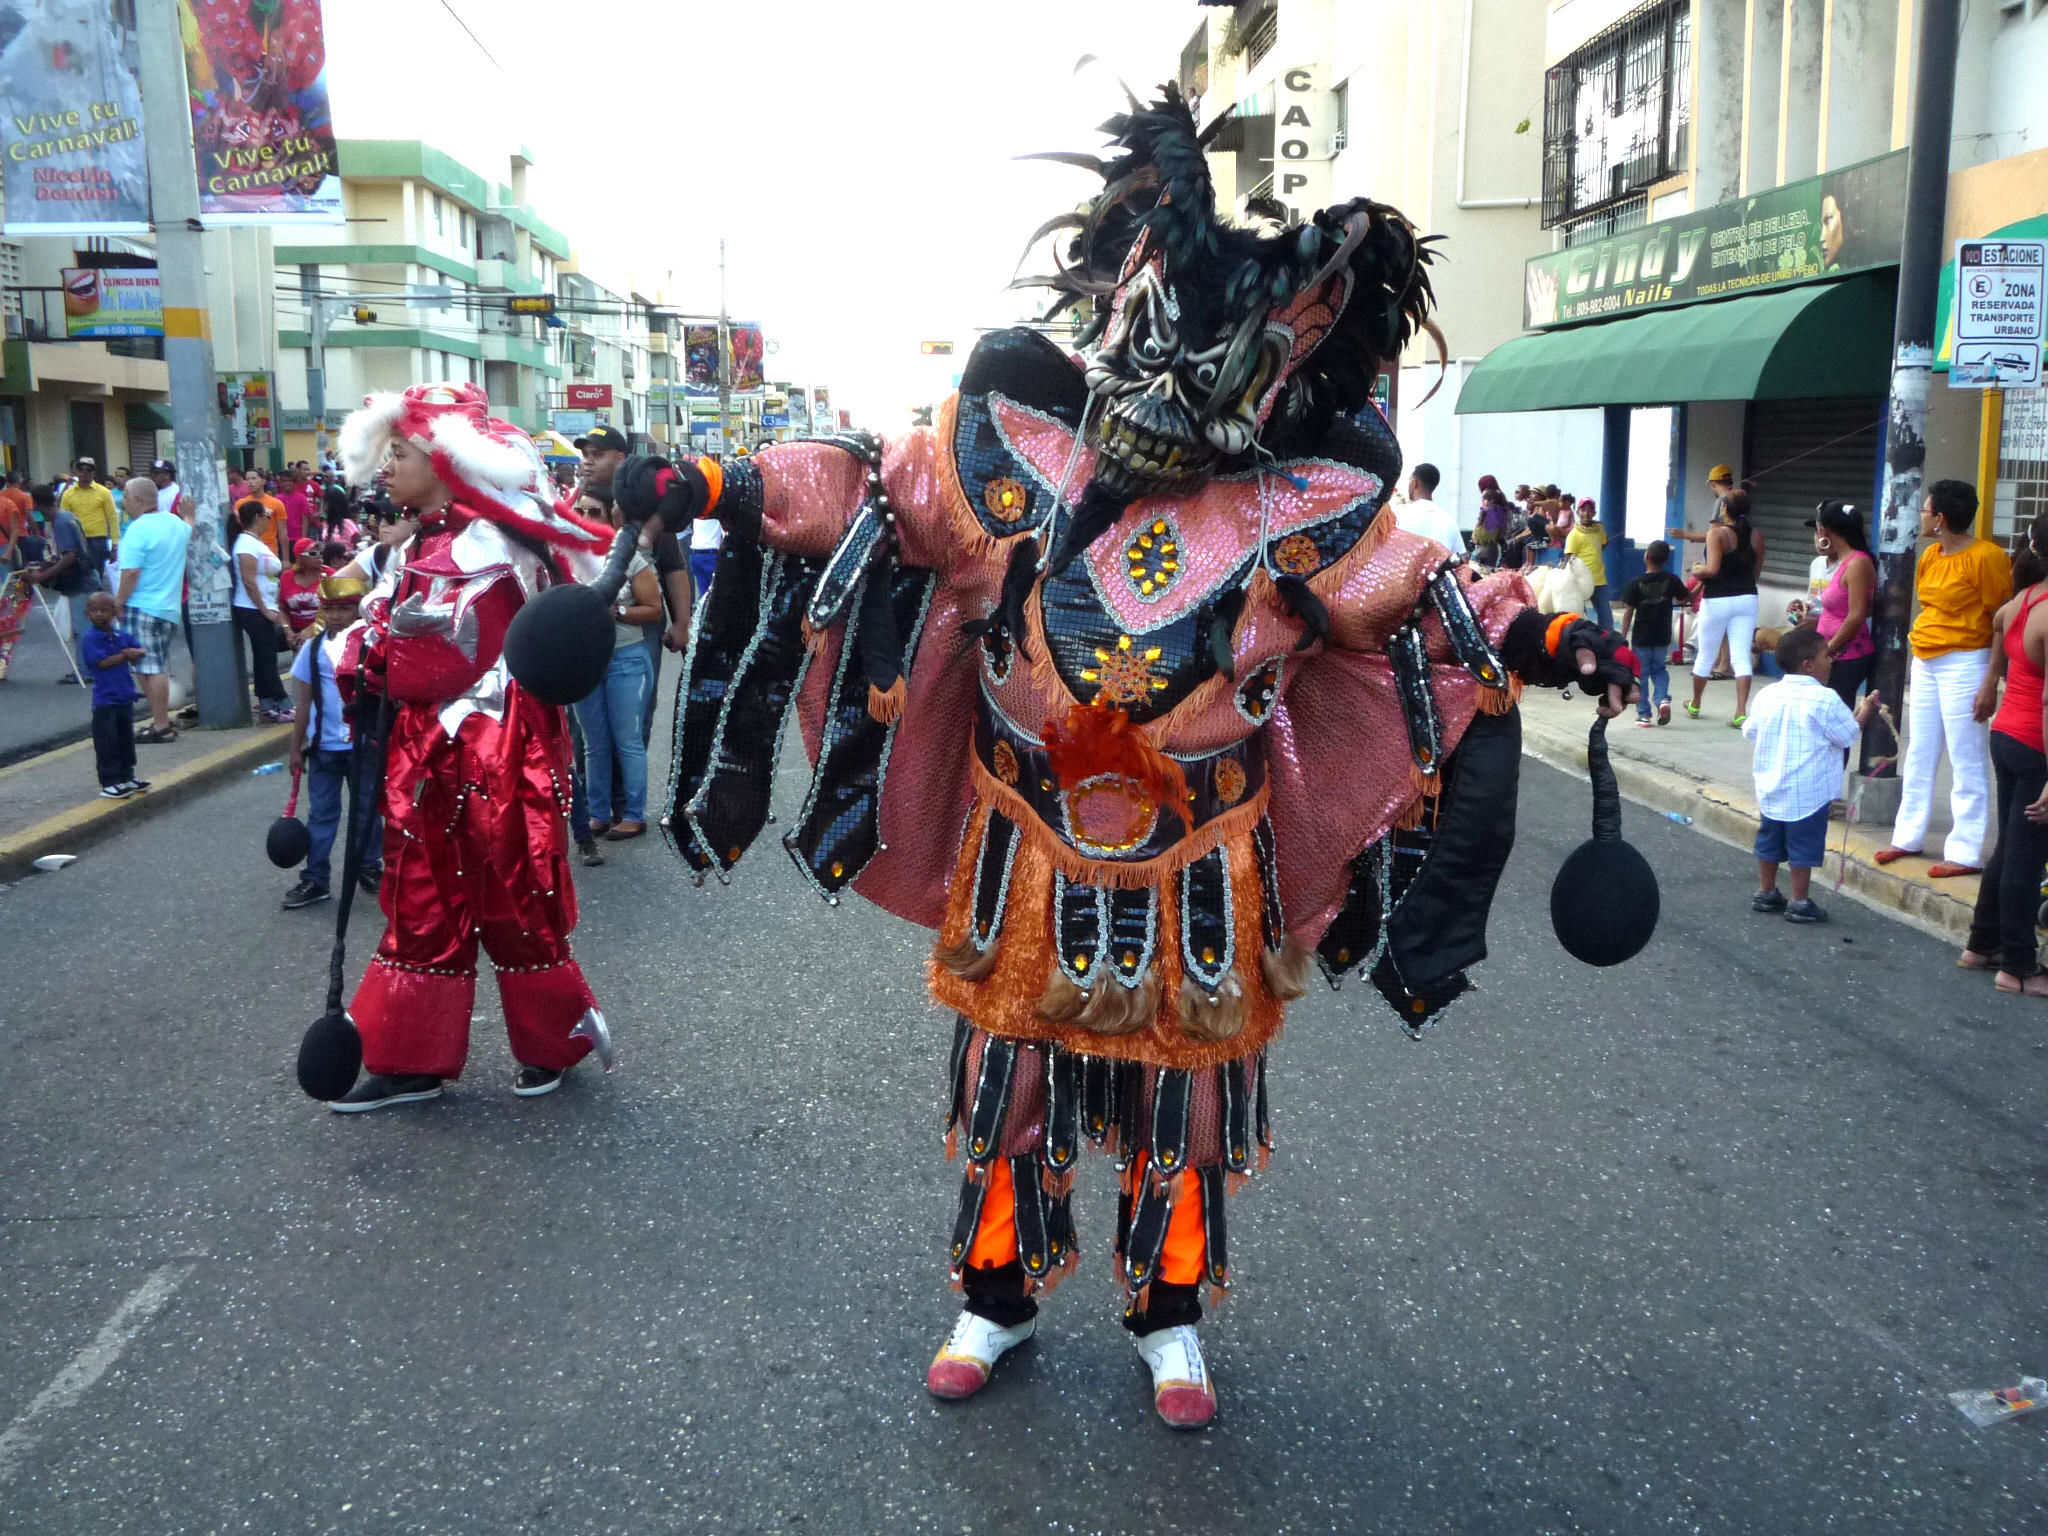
top-left (1563, 497), bottom-right (1611, 628)
top-left (61, 458), bottom-right (119, 569)
top-left (1876, 479), bottom-right (2010, 876)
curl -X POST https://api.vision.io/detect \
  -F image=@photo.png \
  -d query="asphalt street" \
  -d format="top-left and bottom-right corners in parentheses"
top-left (2, 703), bottom-right (2045, 1534)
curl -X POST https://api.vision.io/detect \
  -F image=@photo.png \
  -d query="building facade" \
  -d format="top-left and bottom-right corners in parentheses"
top-left (1450, 0), bottom-right (2048, 615)
top-left (269, 140), bottom-right (570, 464)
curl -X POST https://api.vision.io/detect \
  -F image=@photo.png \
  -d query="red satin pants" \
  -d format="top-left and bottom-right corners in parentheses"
top-left (349, 705), bottom-right (597, 1080)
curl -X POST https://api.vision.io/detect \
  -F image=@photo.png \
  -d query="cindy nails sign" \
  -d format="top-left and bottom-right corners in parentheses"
top-left (1523, 149), bottom-right (1907, 330)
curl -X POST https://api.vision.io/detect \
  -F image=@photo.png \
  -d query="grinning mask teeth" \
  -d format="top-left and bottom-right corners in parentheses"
top-left (1080, 256), bottom-right (1284, 498)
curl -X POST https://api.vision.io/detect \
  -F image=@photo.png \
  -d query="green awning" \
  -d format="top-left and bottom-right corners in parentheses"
top-left (123, 400), bottom-right (173, 430)
top-left (1933, 212), bottom-right (2048, 372)
top-left (1456, 271), bottom-right (1896, 414)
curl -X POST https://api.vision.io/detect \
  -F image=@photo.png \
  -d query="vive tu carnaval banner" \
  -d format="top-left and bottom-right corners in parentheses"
top-left (179, 0), bottom-right (343, 224)
top-left (0, 0), bottom-right (150, 235)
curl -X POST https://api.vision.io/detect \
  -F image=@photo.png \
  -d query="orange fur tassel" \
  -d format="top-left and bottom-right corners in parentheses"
top-left (1040, 701), bottom-right (1190, 816)
top-left (867, 676), bottom-right (907, 724)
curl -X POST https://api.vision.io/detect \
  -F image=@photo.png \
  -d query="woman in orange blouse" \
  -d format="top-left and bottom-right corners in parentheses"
top-left (1876, 480), bottom-right (2012, 875)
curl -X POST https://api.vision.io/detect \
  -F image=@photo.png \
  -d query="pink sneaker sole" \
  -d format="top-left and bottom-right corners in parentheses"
top-left (1155, 1382), bottom-right (1218, 1428)
top-left (926, 1357), bottom-right (991, 1400)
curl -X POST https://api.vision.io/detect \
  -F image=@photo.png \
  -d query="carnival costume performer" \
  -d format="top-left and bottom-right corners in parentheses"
top-left (324, 383), bottom-right (617, 1112)
top-left (624, 90), bottom-right (1638, 1426)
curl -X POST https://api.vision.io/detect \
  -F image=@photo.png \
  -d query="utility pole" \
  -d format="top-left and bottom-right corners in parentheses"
top-left (301, 264), bottom-right (330, 464)
top-left (1860, 0), bottom-right (1961, 817)
top-left (135, 0), bottom-right (244, 727)
top-left (717, 238), bottom-right (732, 458)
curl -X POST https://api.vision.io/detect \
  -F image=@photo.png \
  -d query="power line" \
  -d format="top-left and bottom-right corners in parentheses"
top-left (436, 0), bottom-right (504, 72)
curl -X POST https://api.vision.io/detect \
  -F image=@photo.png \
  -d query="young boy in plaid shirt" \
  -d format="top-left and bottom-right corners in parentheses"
top-left (1743, 626), bottom-right (1883, 923)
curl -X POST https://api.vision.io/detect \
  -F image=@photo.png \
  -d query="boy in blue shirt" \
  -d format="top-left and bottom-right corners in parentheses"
top-left (80, 592), bottom-right (149, 798)
top-left (282, 576), bottom-right (381, 908)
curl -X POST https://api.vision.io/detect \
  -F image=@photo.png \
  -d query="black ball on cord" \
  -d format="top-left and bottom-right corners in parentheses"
top-left (296, 1010), bottom-right (362, 1101)
top-left (1550, 838), bottom-right (1660, 967)
top-left (266, 815), bottom-right (312, 869)
top-left (504, 583), bottom-right (614, 705)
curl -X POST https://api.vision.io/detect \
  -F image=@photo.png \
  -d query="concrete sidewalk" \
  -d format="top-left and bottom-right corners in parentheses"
top-left (0, 718), bottom-right (292, 884)
top-left (1517, 679), bottom-right (1979, 943)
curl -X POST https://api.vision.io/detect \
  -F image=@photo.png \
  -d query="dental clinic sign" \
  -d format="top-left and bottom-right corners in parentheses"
top-left (1272, 66), bottom-right (1334, 226)
top-left (1523, 149), bottom-right (1908, 330)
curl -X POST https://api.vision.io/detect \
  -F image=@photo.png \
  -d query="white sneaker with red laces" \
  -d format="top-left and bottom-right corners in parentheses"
top-left (926, 1311), bottom-right (1034, 1400)
top-left (1133, 1324), bottom-right (1218, 1429)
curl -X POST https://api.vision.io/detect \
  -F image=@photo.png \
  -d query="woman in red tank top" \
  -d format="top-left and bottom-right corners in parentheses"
top-left (1964, 513), bottom-right (2048, 993)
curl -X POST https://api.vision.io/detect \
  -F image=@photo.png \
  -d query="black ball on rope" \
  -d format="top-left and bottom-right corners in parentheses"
top-left (504, 583), bottom-right (614, 706)
top-left (296, 1010), bottom-right (363, 1101)
top-left (266, 814), bottom-right (312, 869)
top-left (1549, 716), bottom-right (1660, 967)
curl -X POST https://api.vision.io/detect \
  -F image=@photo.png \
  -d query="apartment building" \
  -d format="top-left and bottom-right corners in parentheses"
top-left (269, 140), bottom-right (570, 464)
top-left (555, 265), bottom-right (654, 448)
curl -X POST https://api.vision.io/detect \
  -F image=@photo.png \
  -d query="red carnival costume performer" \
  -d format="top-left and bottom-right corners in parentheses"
top-left (327, 383), bottom-right (617, 1112)
top-left (562, 90), bottom-right (1643, 1427)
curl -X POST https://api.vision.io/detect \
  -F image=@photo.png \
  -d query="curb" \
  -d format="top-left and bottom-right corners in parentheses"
top-left (1519, 714), bottom-right (1976, 944)
top-left (0, 725), bottom-right (293, 885)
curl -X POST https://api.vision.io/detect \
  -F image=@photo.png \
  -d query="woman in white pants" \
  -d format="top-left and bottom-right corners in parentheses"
top-left (1685, 491), bottom-right (1764, 725)
top-left (1878, 481), bottom-right (2013, 876)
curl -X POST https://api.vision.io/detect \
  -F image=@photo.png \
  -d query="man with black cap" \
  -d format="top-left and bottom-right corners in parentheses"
top-left (148, 459), bottom-right (183, 522)
top-left (577, 426), bottom-right (692, 742)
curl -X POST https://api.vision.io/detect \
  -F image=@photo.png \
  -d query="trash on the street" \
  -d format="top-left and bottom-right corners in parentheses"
top-left (1663, 811), bottom-right (1693, 825)
top-left (252, 761), bottom-right (286, 776)
top-left (32, 854), bottom-right (77, 871)
top-left (1949, 1377), bottom-right (2048, 1428)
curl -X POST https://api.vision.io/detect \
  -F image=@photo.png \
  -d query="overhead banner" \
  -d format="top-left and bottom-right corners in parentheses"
top-left (683, 325), bottom-right (720, 392)
top-left (787, 386), bottom-right (810, 433)
top-left (812, 386), bottom-right (831, 431)
top-left (1523, 148), bottom-right (1908, 330)
top-left (62, 268), bottom-right (163, 337)
top-left (727, 323), bottom-right (766, 393)
top-left (179, 0), bottom-right (344, 224)
top-left (0, 0), bottom-right (150, 234)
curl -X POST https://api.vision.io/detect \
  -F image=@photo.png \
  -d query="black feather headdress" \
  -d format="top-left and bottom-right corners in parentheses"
top-left (1017, 83), bottom-right (1440, 435)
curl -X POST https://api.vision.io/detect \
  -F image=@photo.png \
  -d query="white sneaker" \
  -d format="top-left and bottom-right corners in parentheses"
top-left (1133, 1324), bottom-right (1218, 1429)
top-left (926, 1310), bottom-right (1034, 1400)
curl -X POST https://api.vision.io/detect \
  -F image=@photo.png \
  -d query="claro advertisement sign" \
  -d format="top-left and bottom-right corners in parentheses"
top-left (1523, 149), bottom-right (1907, 330)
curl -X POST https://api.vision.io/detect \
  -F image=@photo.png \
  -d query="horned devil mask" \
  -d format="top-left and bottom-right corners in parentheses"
top-left (1021, 84), bottom-right (1439, 499)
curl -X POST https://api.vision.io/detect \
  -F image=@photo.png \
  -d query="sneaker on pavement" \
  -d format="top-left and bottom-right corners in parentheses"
top-left (1133, 1324), bottom-right (1218, 1429)
top-left (1633, 716), bottom-right (1657, 728)
top-left (282, 879), bottom-right (331, 909)
top-left (1750, 888), bottom-right (1788, 913)
top-left (329, 1073), bottom-right (443, 1113)
top-left (927, 1311), bottom-right (1035, 1400)
top-left (1784, 897), bottom-right (1829, 924)
top-left (98, 784), bottom-right (133, 799)
top-left (513, 1065), bottom-right (566, 1097)
top-left (1657, 702), bottom-right (1671, 725)
top-left (127, 779), bottom-right (151, 793)
top-left (577, 838), bottom-right (605, 867)
top-left (357, 864), bottom-right (383, 897)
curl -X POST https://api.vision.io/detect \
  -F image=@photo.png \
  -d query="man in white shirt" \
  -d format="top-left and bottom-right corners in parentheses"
top-left (1393, 462), bottom-right (1463, 555)
top-left (149, 459), bottom-right (183, 521)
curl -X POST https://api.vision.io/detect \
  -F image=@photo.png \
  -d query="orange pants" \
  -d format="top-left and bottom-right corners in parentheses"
top-left (966, 1152), bottom-right (1206, 1285)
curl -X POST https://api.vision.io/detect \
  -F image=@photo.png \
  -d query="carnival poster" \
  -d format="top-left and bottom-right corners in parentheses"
top-left (812, 386), bottom-right (831, 432)
top-left (0, 0), bottom-right (150, 234)
top-left (683, 325), bottom-right (720, 393)
top-left (727, 324), bottom-right (766, 394)
top-left (178, 0), bottom-right (343, 224)
top-left (787, 386), bottom-right (810, 434)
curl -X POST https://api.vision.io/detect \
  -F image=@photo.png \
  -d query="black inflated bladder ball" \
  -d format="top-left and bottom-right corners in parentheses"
top-left (504, 583), bottom-right (614, 705)
top-left (266, 815), bottom-right (312, 869)
top-left (296, 1010), bottom-right (363, 1101)
top-left (1550, 838), bottom-right (1660, 967)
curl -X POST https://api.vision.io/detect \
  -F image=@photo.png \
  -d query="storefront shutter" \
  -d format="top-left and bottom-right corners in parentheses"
top-left (1744, 397), bottom-right (1883, 587)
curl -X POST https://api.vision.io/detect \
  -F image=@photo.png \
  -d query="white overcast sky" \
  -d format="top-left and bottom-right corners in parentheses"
top-left (322, 0), bottom-right (1202, 425)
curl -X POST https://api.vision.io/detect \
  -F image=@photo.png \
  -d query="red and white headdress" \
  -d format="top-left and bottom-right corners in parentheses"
top-left (338, 382), bottom-right (610, 556)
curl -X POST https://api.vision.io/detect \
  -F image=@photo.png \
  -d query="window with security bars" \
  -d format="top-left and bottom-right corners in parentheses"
top-left (1992, 388), bottom-right (2048, 541)
top-left (1542, 0), bottom-right (1691, 231)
